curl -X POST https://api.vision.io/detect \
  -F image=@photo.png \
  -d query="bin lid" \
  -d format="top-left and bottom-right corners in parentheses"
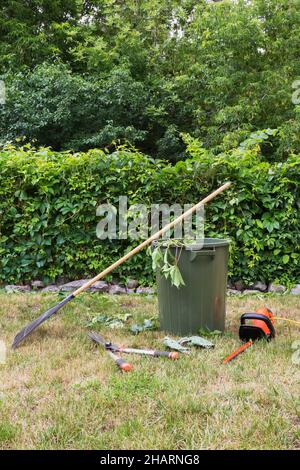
top-left (152, 238), bottom-right (230, 250)
top-left (186, 238), bottom-right (231, 250)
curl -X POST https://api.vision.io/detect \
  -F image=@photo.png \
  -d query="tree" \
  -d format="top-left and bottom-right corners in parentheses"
top-left (0, 63), bottom-right (149, 150)
top-left (0, 0), bottom-right (300, 160)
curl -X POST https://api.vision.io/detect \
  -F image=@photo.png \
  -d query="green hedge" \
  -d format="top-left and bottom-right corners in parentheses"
top-left (0, 142), bottom-right (299, 286)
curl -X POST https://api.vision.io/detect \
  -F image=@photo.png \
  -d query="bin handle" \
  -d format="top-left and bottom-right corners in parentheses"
top-left (189, 247), bottom-right (216, 262)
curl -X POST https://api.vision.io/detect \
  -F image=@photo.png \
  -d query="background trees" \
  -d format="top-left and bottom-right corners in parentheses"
top-left (0, 0), bottom-right (299, 160)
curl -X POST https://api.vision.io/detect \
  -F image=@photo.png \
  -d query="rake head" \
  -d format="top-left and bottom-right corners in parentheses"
top-left (12, 294), bottom-right (74, 349)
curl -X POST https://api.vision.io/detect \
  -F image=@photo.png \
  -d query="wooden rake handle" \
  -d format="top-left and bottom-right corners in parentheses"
top-left (73, 182), bottom-right (231, 296)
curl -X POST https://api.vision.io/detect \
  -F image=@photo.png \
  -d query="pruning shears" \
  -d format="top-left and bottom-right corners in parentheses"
top-left (88, 331), bottom-right (179, 372)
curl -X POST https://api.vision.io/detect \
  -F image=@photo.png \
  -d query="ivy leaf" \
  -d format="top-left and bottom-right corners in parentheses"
top-left (282, 255), bottom-right (289, 264)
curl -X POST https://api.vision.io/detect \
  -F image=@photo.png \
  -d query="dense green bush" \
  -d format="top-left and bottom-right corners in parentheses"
top-left (0, 64), bottom-right (149, 151)
top-left (1, 1), bottom-right (300, 160)
top-left (0, 140), bottom-right (299, 286)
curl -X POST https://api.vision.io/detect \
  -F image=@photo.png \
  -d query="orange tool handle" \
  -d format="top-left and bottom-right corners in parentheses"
top-left (154, 350), bottom-right (179, 360)
top-left (223, 340), bottom-right (253, 364)
top-left (169, 351), bottom-right (179, 360)
top-left (115, 357), bottom-right (133, 372)
top-left (108, 351), bottom-right (133, 372)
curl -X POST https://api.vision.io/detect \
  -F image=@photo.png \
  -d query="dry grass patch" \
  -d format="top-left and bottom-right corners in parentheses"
top-left (0, 291), bottom-right (299, 449)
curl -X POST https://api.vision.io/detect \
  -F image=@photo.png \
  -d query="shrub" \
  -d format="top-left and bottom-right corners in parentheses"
top-left (0, 64), bottom-right (149, 152)
top-left (0, 141), bottom-right (299, 286)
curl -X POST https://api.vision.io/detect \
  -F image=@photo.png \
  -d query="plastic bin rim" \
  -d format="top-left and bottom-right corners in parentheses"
top-left (152, 238), bottom-right (231, 250)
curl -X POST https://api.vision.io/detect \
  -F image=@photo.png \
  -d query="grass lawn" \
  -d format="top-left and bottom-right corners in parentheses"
top-left (0, 291), bottom-right (299, 450)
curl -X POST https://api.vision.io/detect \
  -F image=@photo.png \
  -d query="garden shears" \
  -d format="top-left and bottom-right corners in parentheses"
top-left (88, 331), bottom-right (179, 372)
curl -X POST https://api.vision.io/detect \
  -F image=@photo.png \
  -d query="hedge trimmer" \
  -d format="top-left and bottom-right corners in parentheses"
top-left (223, 307), bottom-right (276, 363)
top-left (88, 331), bottom-right (179, 372)
top-left (12, 182), bottom-right (231, 349)
top-left (223, 306), bottom-right (300, 363)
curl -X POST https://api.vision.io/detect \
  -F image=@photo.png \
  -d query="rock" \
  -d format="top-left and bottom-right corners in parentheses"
top-left (5, 285), bottom-right (31, 293)
top-left (60, 279), bottom-right (87, 292)
top-left (126, 288), bottom-right (136, 294)
top-left (242, 289), bottom-right (260, 295)
top-left (268, 283), bottom-right (286, 293)
top-left (109, 285), bottom-right (127, 295)
top-left (250, 281), bottom-right (267, 292)
top-left (31, 280), bottom-right (44, 289)
top-left (60, 279), bottom-right (109, 293)
top-left (234, 280), bottom-right (244, 291)
top-left (291, 284), bottom-right (300, 295)
top-left (41, 285), bottom-right (60, 293)
top-left (135, 287), bottom-right (155, 295)
top-left (126, 279), bottom-right (139, 290)
top-left (227, 289), bottom-right (241, 296)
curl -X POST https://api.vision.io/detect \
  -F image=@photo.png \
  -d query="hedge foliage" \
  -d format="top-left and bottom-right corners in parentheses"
top-left (0, 140), bottom-right (299, 286)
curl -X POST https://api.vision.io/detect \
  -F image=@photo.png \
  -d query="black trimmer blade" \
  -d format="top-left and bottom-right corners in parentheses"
top-left (87, 331), bottom-right (107, 347)
top-left (12, 294), bottom-right (74, 349)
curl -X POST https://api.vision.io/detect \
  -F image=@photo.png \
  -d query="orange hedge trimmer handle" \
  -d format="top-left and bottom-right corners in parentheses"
top-left (223, 340), bottom-right (253, 364)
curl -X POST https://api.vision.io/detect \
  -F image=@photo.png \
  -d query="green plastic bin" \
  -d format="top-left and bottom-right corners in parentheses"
top-left (156, 238), bottom-right (230, 335)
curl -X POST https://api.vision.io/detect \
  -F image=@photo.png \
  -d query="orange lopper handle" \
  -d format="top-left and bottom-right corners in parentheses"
top-left (108, 351), bottom-right (133, 372)
top-left (153, 350), bottom-right (180, 360)
top-left (168, 352), bottom-right (180, 360)
top-left (115, 357), bottom-right (133, 372)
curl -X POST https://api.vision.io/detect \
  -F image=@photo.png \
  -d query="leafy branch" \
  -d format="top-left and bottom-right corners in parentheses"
top-left (150, 240), bottom-right (186, 288)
